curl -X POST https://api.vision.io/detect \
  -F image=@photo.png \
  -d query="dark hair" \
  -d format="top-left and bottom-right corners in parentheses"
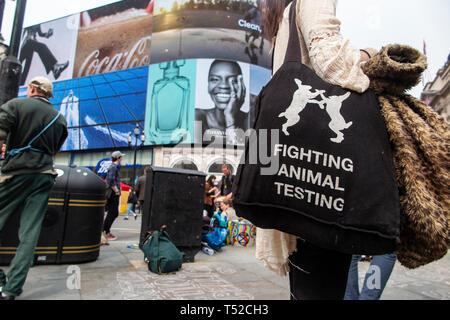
top-left (29, 83), bottom-right (52, 99)
top-left (208, 60), bottom-right (242, 77)
top-left (207, 175), bottom-right (216, 186)
top-left (263, 0), bottom-right (294, 43)
top-left (222, 163), bottom-right (232, 171)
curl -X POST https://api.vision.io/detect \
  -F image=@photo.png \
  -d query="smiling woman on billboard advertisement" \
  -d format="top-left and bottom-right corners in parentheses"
top-left (195, 59), bottom-right (250, 146)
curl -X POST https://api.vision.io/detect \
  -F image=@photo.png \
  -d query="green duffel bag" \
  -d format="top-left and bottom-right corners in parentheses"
top-left (141, 228), bottom-right (184, 274)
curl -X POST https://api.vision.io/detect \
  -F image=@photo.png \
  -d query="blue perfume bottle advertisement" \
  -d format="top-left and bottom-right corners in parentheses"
top-left (145, 59), bottom-right (197, 146)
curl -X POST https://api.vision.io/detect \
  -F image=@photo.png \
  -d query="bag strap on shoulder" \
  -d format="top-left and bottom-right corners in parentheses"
top-left (284, 0), bottom-right (302, 63)
top-left (7, 111), bottom-right (61, 157)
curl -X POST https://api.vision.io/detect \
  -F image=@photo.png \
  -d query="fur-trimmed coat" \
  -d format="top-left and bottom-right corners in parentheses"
top-left (362, 44), bottom-right (450, 269)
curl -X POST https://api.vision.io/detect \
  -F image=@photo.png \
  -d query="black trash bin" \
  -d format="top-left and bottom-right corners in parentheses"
top-left (0, 165), bottom-right (106, 265)
top-left (139, 166), bottom-right (206, 262)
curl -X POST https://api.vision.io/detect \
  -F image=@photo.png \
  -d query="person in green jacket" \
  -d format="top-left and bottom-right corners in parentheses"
top-left (0, 76), bottom-right (67, 300)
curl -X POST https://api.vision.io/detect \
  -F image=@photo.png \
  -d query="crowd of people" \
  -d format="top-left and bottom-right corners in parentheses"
top-left (201, 164), bottom-right (256, 253)
top-left (100, 160), bottom-right (256, 253)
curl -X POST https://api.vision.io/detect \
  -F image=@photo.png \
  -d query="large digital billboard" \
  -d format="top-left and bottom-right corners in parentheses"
top-left (145, 59), bottom-right (197, 146)
top-left (35, 66), bottom-right (147, 151)
top-left (74, 0), bottom-right (152, 78)
top-left (17, 0), bottom-right (272, 151)
top-left (18, 14), bottom-right (79, 86)
top-left (151, 0), bottom-right (270, 69)
top-left (194, 59), bottom-right (251, 146)
top-left (18, 0), bottom-right (153, 83)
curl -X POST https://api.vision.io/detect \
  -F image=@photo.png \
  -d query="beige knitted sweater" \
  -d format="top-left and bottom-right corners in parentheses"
top-left (255, 0), bottom-right (370, 276)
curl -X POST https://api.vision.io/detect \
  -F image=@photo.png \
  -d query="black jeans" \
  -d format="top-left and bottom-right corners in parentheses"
top-left (104, 194), bottom-right (120, 234)
top-left (139, 200), bottom-right (144, 214)
top-left (288, 240), bottom-right (352, 300)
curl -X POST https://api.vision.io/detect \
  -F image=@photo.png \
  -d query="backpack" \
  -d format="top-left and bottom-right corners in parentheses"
top-left (210, 211), bottom-right (228, 230)
top-left (201, 212), bottom-right (229, 251)
top-left (202, 229), bottom-right (224, 252)
top-left (141, 228), bottom-right (184, 274)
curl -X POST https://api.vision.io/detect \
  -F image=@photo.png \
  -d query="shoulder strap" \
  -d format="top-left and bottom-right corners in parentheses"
top-left (27, 111), bottom-right (61, 148)
top-left (7, 111), bottom-right (61, 157)
top-left (284, 0), bottom-right (302, 63)
top-left (149, 232), bottom-right (160, 260)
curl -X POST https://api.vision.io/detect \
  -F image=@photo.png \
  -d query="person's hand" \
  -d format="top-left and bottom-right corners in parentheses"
top-left (223, 75), bottom-right (246, 128)
top-left (360, 47), bottom-right (378, 62)
top-left (46, 28), bottom-right (54, 38)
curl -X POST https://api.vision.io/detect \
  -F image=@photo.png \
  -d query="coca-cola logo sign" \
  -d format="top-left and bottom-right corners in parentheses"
top-left (77, 36), bottom-right (151, 78)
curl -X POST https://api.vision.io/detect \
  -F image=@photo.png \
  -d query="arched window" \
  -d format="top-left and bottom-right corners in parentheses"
top-left (171, 159), bottom-right (198, 171)
top-left (207, 159), bottom-right (235, 175)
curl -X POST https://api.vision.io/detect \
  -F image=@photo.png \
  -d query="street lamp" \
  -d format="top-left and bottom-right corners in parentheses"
top-left (128, 124), bottom-right (145, 186)
top-left (0, 0), bottom-right (27, 106)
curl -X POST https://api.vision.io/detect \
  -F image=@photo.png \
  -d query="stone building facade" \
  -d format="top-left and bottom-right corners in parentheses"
top-left (421, 54), bottom-right (450, 122)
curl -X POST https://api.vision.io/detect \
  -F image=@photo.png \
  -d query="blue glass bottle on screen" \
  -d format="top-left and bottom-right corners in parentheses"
top-left (149, 60), bottom-right (190, 144)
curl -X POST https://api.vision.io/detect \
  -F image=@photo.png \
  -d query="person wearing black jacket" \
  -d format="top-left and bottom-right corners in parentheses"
top-left (125, 187), bottom-right (138, 220)
top-left (204, 175), bottom-right (218, 218)
top-left (103, 151), bottom-right (125, 241)
top-left (217, 164), bottom-right (234, 200)
top-left (135, 167), bottom-right (148, 214)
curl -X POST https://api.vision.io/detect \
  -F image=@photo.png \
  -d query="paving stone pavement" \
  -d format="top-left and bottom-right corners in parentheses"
top-left (3, 215), bottom-right (449, 300)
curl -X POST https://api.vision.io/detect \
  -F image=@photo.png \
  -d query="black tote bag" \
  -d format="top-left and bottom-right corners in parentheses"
top-left (232, 1), bottom-right (400, 255)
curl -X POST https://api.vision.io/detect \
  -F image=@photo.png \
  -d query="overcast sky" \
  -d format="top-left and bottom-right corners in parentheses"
top-left (1, 0), bottom-right (449, 98)
top-left (337, 0), bottom-right (450, 97)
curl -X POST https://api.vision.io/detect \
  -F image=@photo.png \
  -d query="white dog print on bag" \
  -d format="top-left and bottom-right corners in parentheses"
top-left (279, 78), bottom-right (352, 143)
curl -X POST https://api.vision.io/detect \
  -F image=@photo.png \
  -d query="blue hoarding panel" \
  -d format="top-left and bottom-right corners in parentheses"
top-left (39, 66), bottom-right (149, 151)
top-left (82, 126), bottom-right (115, 149)
top-left (78, 86), bottom-right (98, 100)
top-left (122, 93), bottom-right (146, 120)
top-left (91, 74), bottom-right (109, 86)
top-left (78, 77), bottom-right (93, 88)
top-left (61, 128), bottom-right (80, 151)
top-left (99, 97), bottom-right (135, 123)
top-left (79, 99), bottom-right (106, 126)
top-left (112, 82), bottom-right (136, 95)
top-left (93, 83), bottom-right (116, 98)
top-left (108, 122), bottom-right (144, 148)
